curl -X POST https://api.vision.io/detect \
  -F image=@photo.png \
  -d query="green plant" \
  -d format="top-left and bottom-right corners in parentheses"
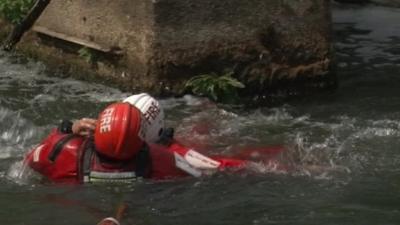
top-left (78, 47), bottom-right (96, 64)
top-left (0, 0), bottom-right (35, 24)
top-left (185, 70), bottom-right (245, 103)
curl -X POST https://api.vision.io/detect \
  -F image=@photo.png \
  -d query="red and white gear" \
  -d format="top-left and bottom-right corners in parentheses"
top-left (22, 100), bottom-right (286, 183)
top-left (94, 102), bottom-right (145, 160)
top-left (123, 93), bottom-right (165, 143)
top-left (23, 128), bottom-right (286, 184)
top-left (23, 129), bottom-right (145, 184)
top-left (23, 129), bottom-right (250, 183)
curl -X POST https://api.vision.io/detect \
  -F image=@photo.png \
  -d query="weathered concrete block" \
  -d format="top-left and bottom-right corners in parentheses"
top-left (31, 0), bottom-right (334, 96)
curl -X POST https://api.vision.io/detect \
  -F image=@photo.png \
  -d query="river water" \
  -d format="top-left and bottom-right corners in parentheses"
top-left (1, 3), bottom-right (400, 225)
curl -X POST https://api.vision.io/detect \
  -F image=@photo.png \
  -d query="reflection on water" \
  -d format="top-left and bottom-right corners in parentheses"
top-left (1, 3), bottom-right (400, 225)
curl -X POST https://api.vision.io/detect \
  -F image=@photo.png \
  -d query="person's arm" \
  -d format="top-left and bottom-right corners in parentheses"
top-left (58, 118), bottom-right (97, 136)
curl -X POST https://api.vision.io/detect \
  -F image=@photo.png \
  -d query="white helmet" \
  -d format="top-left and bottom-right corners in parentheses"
top-left (123, 93), bottom-right (165, 143)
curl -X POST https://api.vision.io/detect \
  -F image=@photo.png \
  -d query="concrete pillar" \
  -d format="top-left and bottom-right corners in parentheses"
top-left (30, 0), bottom-right (334, 96)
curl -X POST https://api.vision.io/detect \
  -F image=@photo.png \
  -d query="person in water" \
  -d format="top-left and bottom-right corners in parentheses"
top-left (23, 93), bottom-right (284, 184)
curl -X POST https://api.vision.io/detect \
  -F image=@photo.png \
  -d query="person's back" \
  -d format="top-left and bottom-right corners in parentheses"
top-left (23, 102), bottom-right (147, 183)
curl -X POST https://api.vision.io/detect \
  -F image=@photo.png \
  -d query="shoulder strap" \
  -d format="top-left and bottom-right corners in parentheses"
top-left (76, 138), bottom-right (94, 183)
top-left (134, 143), bottom-right (151, 178)
top-left (48, 134), bottom-right (78, 162)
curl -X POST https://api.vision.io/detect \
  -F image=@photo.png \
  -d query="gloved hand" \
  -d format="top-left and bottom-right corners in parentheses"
top-left (71, 118), bottom-right (97, 136)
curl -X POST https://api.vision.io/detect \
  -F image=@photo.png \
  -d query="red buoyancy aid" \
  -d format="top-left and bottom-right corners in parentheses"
top-left (23, 130), bottom-right (285, 183)
top-left (24, 129), bottom-right (148, 184)
top-left (24, 129), bottom-right (85, 183)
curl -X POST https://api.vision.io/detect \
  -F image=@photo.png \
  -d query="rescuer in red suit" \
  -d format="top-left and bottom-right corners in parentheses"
top-left (23, 94), bottom-right (284, 184)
